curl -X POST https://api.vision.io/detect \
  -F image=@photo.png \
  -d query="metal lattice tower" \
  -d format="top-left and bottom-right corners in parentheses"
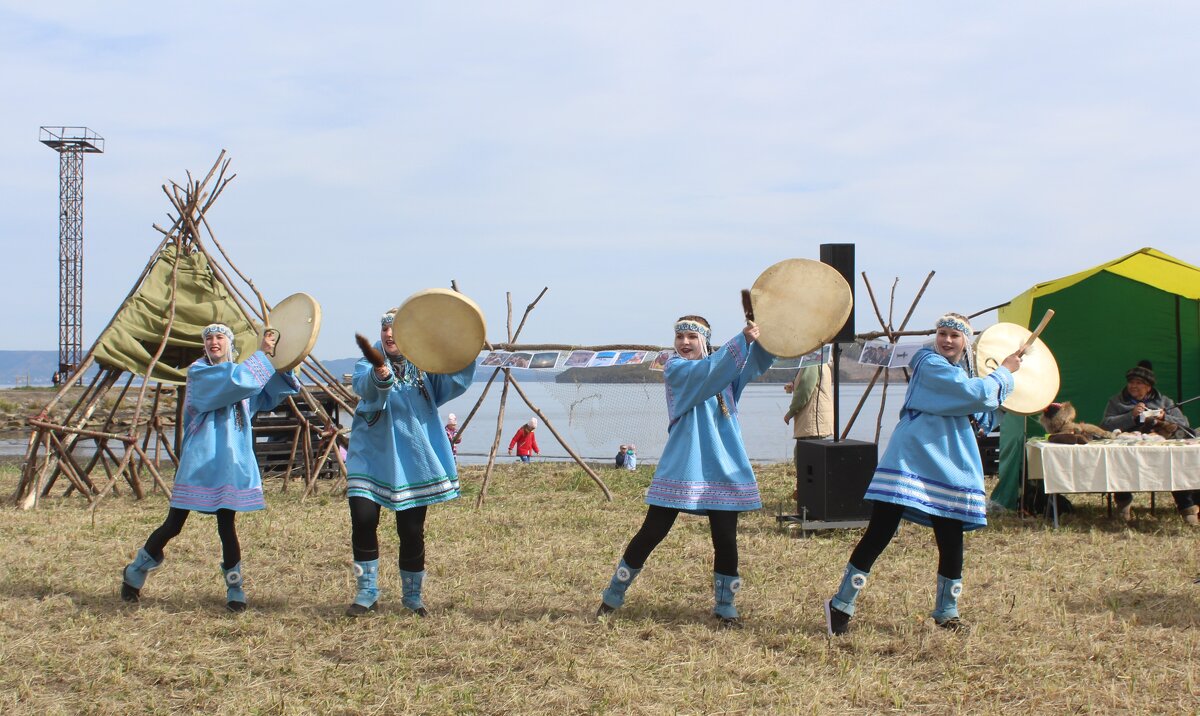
top-left (39, 127), bottom-right (104, 379)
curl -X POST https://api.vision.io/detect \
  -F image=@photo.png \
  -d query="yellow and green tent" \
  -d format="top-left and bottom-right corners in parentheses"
top-left (991, 247), bottom-right (1200, 509)
top-left (91, 243), bottom-right (259, 385)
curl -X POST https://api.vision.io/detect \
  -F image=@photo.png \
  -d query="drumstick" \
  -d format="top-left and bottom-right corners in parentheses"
top-left (355, 333), bottom-right (386, 368)
top-left (1017, 309), bottom-right (1055, 356)
top-left (740, 289), bottom-right (756, 326)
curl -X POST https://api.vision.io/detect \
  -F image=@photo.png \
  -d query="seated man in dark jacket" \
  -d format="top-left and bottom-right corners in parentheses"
top-left (1101, 360), bottom-right (1195, 523)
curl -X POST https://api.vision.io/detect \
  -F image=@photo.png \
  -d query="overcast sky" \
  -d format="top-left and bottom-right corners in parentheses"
top-left (3, 2), bottom-right (1199, 359)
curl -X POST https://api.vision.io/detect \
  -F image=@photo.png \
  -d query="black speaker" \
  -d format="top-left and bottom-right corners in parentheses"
top-left (820, 243), bottom-right (855, 343)
top-left (977, 433), bottom-right (1000, 476)
top-left (794, 438), bottom-right (877, 521)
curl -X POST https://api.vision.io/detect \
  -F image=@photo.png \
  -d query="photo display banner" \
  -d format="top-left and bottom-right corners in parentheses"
top-left (858, 339), bottom-right (895, 367)
top-left (477, 344), bottom-right (832, 372)
top-left (888, 342), bottom-right (923, 369)
top-left (479, 350), bottom-right (664, 370)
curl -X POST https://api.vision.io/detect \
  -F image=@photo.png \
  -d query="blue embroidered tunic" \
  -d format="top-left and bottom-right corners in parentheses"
top-left (345, 344), bottom-right (474, 511)
top-left (170, 351), bottom-right (299, 512)
top-left (864, 347), bottom-right (1014, 530)
top-left (645, 334), bottom-right (776, 514)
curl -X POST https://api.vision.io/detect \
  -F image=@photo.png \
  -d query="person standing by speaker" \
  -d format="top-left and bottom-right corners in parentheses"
top-left (823, 313), bottom-right (1021, 635)
top-left (784, 363), bottom-right (833, 440)
top-left (595, 315), bottom-right (775, 627)
top-left (785, 361), bottom-right (833, 503)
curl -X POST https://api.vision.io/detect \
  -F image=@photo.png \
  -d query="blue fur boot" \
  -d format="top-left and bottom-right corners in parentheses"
top-left (825, 563), bottom-right (869, 636)
top-left (120, 548), bottom-right (162, 603)
top-left (400, 569), bottom-right (428, 617)
top-left (345, 559), bottom-right (379, 617)
top-left (597, 560), bottom-right (642, 618)
top-left (712, 572), bottom-right (743, 627)
top-left (932, 575), bottom-right (967, 632)
top-left (223, 562), bottom-right (247, 613)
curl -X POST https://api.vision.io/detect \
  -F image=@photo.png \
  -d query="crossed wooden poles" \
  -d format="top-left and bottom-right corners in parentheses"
top-left (841, 270), bottom-right (1009, 442)
top-left (448, 287), bottom-right (614, 507)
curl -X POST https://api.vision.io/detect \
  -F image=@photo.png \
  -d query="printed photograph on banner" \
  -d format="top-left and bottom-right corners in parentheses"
top-left (770, 357), bottom-right (802, 371)
top-left (858, 340), bottom-right (894, 367)
top-left (614, 350), bottom-right (646, 366)
top-left (503, 352), bottom-right (532, 369)
top-left (530, 351), bottom-right (559, 369)
top-left (889, 343), bottom-right (921, 369)
top-left (480, 351), bottom-right (508, 367)
top-left (564, 350), bottom-right (594, 368)
top-left (589, 351), bottom-right (618, 368)
top-left (649, 350), bottom-right (672, 371)
top-left (798, 344), bottom-right (833, 367)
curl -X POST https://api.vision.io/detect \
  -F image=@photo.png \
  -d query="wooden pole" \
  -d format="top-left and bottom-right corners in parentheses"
top-left (506, 372), bottom-right (612, 500)
top-left (477, 375), bottom-right (512, 508)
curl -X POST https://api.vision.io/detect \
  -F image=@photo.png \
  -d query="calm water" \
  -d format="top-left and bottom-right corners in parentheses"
top-left (2, 381), bottom-right (909, 464)
top-left (439, 380), bottom-right (905, 465)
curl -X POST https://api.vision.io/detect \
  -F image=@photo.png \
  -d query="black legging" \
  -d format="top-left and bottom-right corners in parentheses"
top-left (348, 496), bottom-right (427, 572)
top-left (622, 505), bottom-right (740, 576)
top-left (143, 507), bottom-right (241, 569)
top-left (848, 502), bottom-right (964, 579)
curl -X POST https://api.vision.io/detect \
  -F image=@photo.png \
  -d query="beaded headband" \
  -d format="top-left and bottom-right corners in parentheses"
top-left (934, 314), bottom-right (972, 337)
top-left (381, 308), bottom-right (399, 327)
top-left (673, 320), bottom-right (711, 340)
top-left (202, 324), bottom-right (236, 343)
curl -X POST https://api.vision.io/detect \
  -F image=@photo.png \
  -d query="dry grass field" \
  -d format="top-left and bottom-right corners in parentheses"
top-left (2, 460), bottom-right (1199, 715)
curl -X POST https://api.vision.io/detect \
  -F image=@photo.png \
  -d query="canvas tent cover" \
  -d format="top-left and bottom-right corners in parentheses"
top-left (92, 244), bottom-right (259, 385)
top-left (991, 247), bottom-right (1200, 509)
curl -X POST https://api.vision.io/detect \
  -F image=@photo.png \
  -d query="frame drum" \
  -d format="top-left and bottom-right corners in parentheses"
top-left (257, 292), bottom-right (322, 372)
top-left (974, 322), bottom-right (1060, 415)
top-left (392, 288), bottom-right (487, 374)
top-left (750, 258), bottom-right (853, 358)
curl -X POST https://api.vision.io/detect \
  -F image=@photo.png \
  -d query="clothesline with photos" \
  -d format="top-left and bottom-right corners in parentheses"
top-left (477, 344), bottom-right (832, 372)
top-left (857, 339), bottom-right (928, 369)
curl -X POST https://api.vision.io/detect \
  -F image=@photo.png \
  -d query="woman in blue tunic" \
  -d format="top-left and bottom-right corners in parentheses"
top-left (596, 315), bottom-right (775, 626)
top-left (343, 309), bottom-right (474, 617)
top-left (120, 323), bottom-right (299, 611)
top-left (824, 313), bottom-right (1020, 635)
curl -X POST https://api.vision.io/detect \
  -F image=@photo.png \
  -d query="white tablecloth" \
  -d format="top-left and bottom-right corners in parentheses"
top-left (1026, 439), bottom-right (1200, 494)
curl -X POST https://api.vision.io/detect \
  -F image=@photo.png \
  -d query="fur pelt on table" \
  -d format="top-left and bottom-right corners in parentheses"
top-left (1039, 401), bottom-right (1113, 444)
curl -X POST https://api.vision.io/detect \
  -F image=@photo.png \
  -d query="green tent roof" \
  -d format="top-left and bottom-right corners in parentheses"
top-left (992, 247), bottom-right (1200, 509)
top-left (91, 243), bottom-right (259, 385)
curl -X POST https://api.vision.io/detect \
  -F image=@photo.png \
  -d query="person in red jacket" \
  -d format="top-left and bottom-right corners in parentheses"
top-left (507, 418), bottom-right (540, 462)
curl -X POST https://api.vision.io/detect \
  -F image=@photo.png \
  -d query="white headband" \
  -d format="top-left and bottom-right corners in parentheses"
top-left (935, 314), bottom-right (972, 337)
top-left (202, 323), bottom-right (236, 343)
top-left (673, 320), bottom-right (711, 340)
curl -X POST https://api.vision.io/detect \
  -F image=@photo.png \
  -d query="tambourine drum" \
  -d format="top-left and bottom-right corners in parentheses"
top-left (392, 288), bottom-right (487, 374)
top-left (257, 292), bottom-right (322, 371)
top-left (974, 322), bottom-right (1060, 416)
top-left (749, 258), bottom-right (854, 358)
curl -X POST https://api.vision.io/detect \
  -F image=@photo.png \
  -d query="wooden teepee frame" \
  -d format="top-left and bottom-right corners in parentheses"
top-left (12, 151), bottom-right (357, 511)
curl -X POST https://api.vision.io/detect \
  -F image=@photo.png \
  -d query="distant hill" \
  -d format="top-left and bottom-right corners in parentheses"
top-left (0, 351), bottom-right (78, 387)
